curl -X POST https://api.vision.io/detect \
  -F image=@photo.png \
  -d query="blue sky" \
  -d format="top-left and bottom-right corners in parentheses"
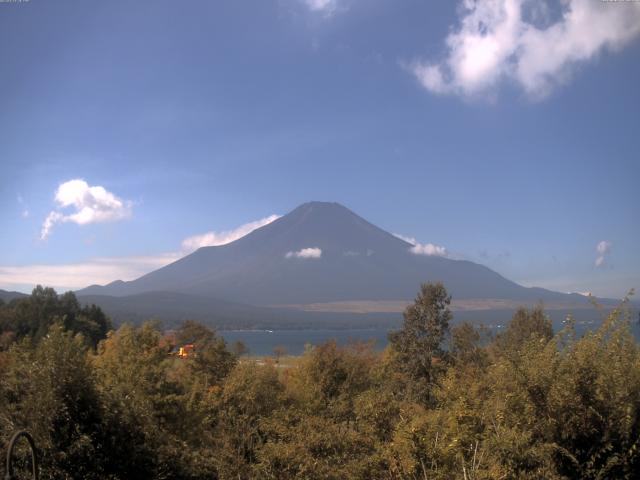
top-left (1, 0), bottom-right (638, 298)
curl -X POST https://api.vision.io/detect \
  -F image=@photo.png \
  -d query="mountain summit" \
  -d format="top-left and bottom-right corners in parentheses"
top-left (78, 202), bottom-right (584, 306)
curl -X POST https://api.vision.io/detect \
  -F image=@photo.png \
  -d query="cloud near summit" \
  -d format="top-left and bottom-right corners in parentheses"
top-left (181, 215), bottom-right (281, 252)
top-left (394, 234), bottom-right (448, 257)
top-left (286, 247), bottom-right (323, 259)
top-left (410, 0), bottom-right (640, 99)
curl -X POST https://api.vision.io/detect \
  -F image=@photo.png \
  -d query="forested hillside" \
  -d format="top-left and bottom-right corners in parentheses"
top-left (1, 284), bottom-right (638, 479)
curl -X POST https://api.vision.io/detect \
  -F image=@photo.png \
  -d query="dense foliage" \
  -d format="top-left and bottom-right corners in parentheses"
top-left (1, 284), bottom-right (639, 479)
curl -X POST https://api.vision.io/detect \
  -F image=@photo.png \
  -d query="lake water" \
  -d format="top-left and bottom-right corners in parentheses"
top-left (221, 317), bottom-right (640, 356)
top-left (220, 328), bottom-right (391, 356)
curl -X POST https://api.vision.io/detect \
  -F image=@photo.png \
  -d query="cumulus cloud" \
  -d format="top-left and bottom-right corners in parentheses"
top-left (285, 247), bottom-right (322, 259)
top-left (411, 0), bottom-right (640, 99)
top-left (394, 233), bottom-right (449, 257)
top-left (181, 215), bottom-right (281, 252)
top-left (595, 240), bottom-right (612, 267)
top-left (40, 179), bottom-right (132, 239)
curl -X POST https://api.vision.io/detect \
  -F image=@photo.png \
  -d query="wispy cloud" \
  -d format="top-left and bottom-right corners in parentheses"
top-left (595, 240), bottom-right (612, 267)
top-left (0, 253), bottom-right (180, 292)
top-left (181, 214), bottom-right (281, 252)
top-left (285, 247), bottom-right (322, 259)
top-left (574, 291), bottom-right (592, 297)
top-left (410, 0), bottom-right (640, 99)
top-left (40, 179), bottom-right (132, 239)
top-left (393, 233), bottom-right (418, 245)
top-left (394, 233), bottom-right (448, 257)
top-left (17, 195), bottom-right (29, 218)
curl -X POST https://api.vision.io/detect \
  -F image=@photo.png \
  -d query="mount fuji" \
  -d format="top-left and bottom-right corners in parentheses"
top-left (77, 202), bottom-right (593, 326)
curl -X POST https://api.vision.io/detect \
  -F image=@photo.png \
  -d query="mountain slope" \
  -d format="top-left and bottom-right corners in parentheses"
top-left (76, 291), bottom-right (401, 330)
top-left (78, 202), bottom-right (589, 307)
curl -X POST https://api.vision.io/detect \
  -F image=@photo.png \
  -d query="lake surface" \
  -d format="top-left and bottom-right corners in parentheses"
top-left (220, 328), bottom-right (391, 356)
top-left (221, 317), bottom-right (640, 356)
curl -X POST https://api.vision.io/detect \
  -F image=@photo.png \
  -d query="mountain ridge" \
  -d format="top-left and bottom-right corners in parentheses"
top-left (0, 289), bottom-right (29, 302)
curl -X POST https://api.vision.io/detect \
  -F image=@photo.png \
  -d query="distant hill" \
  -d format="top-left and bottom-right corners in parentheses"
top-left (0, 289), bottom-right (28, 303)
top-left (78, 202), bottom-right (594, 311)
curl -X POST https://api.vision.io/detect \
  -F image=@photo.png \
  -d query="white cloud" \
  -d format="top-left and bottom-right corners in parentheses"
top-left (595, 240), bottom-right (612, 267)
top-left (181, 214), bottom-right (281, 252)
top-left (596, 240), bottom-right (611, 255)
top-left (394, 233), bottom-right (418, 245)
top-left (304, 0), bottom-right (338, 14)
top-left (285, 247), bottom-right (322, 259)
top-left (394, 233), bottom-right (448, 257)
top-left (411, 0), bottom-right (640, 99)
top-left (41, 212), bottom-right (63, 239)
top-left (411, 243), bottom-right (448, 257)
top-left (40, 179), bottom-right (132, 239)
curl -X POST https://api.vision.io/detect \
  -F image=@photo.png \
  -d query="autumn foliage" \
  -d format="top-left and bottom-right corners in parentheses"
top-left (1, 284), bottom-right (639, 479)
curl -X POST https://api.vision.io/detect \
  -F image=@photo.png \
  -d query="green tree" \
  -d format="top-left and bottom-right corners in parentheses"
top-left (256, 412), bottom-right (382, 480)
top-left (387, 282), bottom-right (452, 403)
top-left (175, 320), bottom-right (237, 386)
top-left (0, 286), bottom-right (111, 348)
top-left (451, 321), bottom-right (488, 367)
top-left (214, 362), bottom-right (284, 479)
top-left (494, 305), bottom-right (553, 355)
top-left (93, 321), bottom-right (207, 479)
top-left (289, 340), bottom-right (376, 421)
top-left (0, 324), bottom-right (106, 479)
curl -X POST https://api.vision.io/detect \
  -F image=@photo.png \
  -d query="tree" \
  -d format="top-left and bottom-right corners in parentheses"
top-left (70, 303), bottom-right (112, 348)
top-left (0, 324), bottom-right (107, 479)
top-left (214, 362), bottom-right (284, 479)
top-left (387, 282), bottom-right (452, 403)
top-left (494, 305), bottom-right (553, 355)
top-left (289, 340), bottom-right (376, 421)
top-left (451, 321), bottom-right (488, 367)
top-left (175, 320), bottom-right (236, 386)
top-left (93, 321), bottom-right (193, 478)
top-left (0, 286), bottom-right (111, 348)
